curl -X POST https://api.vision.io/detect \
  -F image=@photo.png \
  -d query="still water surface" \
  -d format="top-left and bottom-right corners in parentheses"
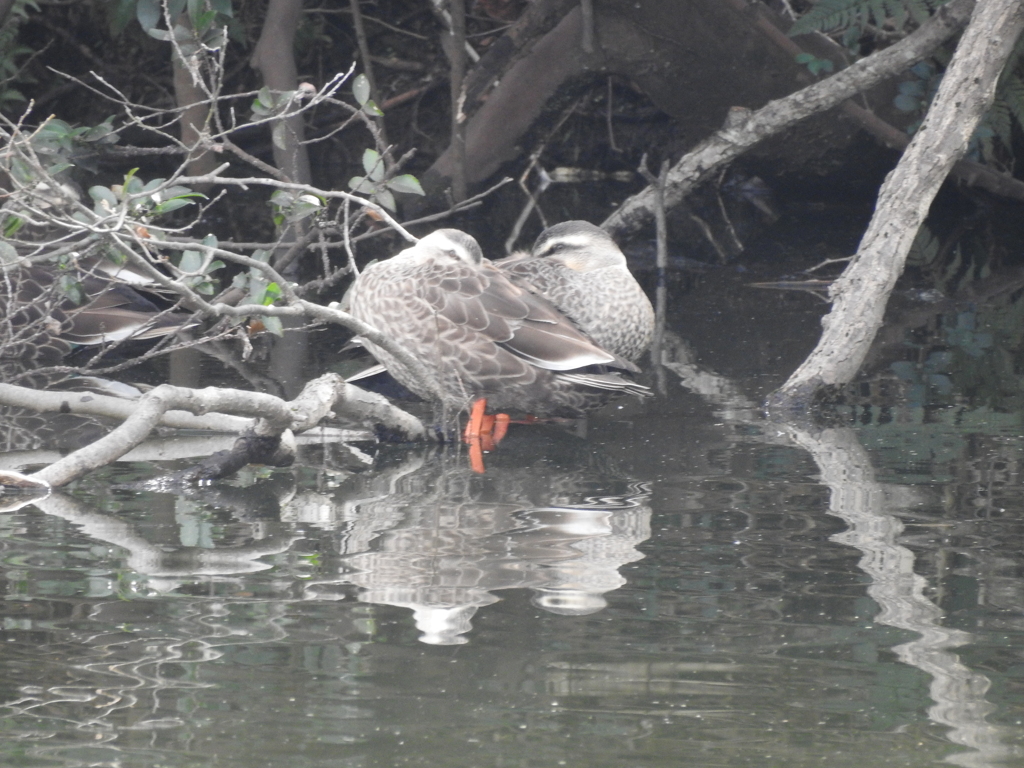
top-left (3, 261), bottom-right (1024, 767)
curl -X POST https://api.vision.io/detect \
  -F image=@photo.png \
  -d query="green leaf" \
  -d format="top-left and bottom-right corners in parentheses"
top-left (348, 175), bottom-right (375, 194)
top-left (362, 148), bottom-right (384, 181)
top-left (387, 174), bottom-right (425, 196)
top-left (285, 194), bottom-right (323, 222)
top-left (39, 119), bottom-right (73, 138)
top-left (89, 185), bottom-right (119, 211)
top-left (363, 100), bottom-right (383, 117)
top-left (105, 249), bottom-right (128, 266)
top-left (353, 73), bottom-right (370, 106)
top-left (136, 0), bottom-right (161, 32)
top-left (257, 86), bottom-right (275, 110)
top-left (152, 198), bottom-right (195, 214)
top-left (201, 25), bottom-right (227, 49)
top-left (2, 216), bottom-right (24, 238)
top-left (109, 0), bottom-right (138, 35)
top-left (83, 120), bottom-right (117, 143)
top-left (9, 157), bottom-right (31, 185)
top-left (263, 282), bottom-right (283, 304)
top-left (0, 241), bottom-right (19, 265)
top-left (270, 190), bottom-right (294, 207)
top-left (246, 275), bottom-right (269, 304)
top-left (272, 122), bottom-right (288, 151)
top-left (162, 186), bottom-right (200, 199)
top-left (375, 188), bottom-right (396, 212)
top-left (123, 167), bottom-right (140, 190)
top-left (179, 249), bottom-right (203, 273)
top-left (262, 315), bottom-right (284, 336)
top-left (194, 9), bottom-right (218, 32)
top-left (57, 274), bottom-right (87, 305)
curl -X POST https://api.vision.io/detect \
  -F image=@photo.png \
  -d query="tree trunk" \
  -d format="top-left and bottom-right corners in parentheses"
top-left (250, 0), bottom-right (313, 391)
top-left (171, 15), bottom-right (220, 185)
top-left (250, 0), bottom-right (311, 185)
top-left (768, 0), bottom-right (1024, 412)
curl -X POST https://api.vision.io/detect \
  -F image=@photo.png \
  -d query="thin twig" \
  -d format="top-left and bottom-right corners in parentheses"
top-left (449, 0), bottom-right (468, 202)
top-left (606, 76), bottom-right (621, 153)
top-left (349, 0), bottom-right (389, 147)
top-left (639, 155), bottom-right (670, 396)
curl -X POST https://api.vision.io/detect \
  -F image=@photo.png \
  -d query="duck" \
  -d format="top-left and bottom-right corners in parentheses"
top-left (497, 221), bottom-right (655, 363)
top-left (1, 261), bottom-right (192, 378)
top-left (345, 228), bottom-right (649, 430)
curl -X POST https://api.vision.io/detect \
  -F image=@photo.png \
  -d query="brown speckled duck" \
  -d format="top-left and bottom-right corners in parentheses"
top-left (345, 228), bottom-right (649, 427)
top-left (497, 221), bottom-right (655, 363)
top-left (1, 263), bottom-right (192, 381)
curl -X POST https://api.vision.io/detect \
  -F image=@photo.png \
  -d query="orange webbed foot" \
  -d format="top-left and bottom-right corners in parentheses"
top-left (463, 399), bottom-right (512, 474)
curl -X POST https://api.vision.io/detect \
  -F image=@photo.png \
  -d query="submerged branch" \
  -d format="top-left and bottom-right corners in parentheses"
top-left (1, 374), bottom-right (425, 489)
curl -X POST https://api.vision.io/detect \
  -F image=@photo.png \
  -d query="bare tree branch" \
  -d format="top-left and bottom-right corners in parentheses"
top-left (769, 0), bottom-right (1024, 410)
top-left (602, 0), bottom-right (977, 238)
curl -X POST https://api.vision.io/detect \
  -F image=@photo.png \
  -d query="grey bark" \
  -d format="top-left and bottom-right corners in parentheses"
top-left (4, 374), bottom-right (425, 488)
top-left (250, 0), bottom-right (312, 185)
top-left (171, 23), bottom-right (219, 183)
top-left (768, 0), bottom-right (1024, 411)
top-left (427, 8), bottom-right (587, 190)
top-left (602, 0), bottom-right (976, 238)
top-left (449, 0), bottom-right (468, 202)
top-left (250, 0), bottom-right (312, 392)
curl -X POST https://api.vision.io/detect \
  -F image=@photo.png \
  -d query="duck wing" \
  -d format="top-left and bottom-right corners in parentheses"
top-left (496, 253), bottom-right (570, 299)
top-left (65, 279), bottom-right (192, 344)
top-left (421, 259), bottom-right (635, 373)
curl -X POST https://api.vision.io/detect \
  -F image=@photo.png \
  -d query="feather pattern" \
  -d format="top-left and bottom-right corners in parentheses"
top-left (0, 264), bottom-right (192, 380)
top-left (346, 228), bottom-right (649, 419)
top-left (497, 221), bottom-right (655, 363)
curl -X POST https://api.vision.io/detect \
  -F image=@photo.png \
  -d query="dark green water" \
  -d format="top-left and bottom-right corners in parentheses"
top-left (3, 256), bottom-right (1024, 767)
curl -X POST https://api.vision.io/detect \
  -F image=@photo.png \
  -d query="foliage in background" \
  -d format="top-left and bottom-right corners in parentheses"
top-left (898, 221), bottom-right (1024, 410)
top-left (790, 0), bottom-right (1024, 168)
top-left (0, 0), bottom-right (38, 111)
top-left (789, 0), bottom-right (949, 43)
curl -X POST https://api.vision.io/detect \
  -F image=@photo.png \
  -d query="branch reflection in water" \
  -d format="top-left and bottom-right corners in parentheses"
top-left (0, 433), bottom-right (652, 758)
top-left (662, 330), bottom-right (1021, 767)
top-left (2, 327), bottom-right (1023, 765)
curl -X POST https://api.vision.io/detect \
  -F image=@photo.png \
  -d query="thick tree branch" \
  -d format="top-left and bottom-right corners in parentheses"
top-left (3, 374), bottom-right (425, 488)
top-left (602, 0), bottom-right (977, 238)
top-left (769, 0), bottom-right (1024, 410)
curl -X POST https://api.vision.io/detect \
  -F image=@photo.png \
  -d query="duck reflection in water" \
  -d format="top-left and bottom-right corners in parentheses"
top-left (300, 440), bottom-right (652, 645)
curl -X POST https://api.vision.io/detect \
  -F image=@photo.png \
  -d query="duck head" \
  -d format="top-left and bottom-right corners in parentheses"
top-left (531, 221), bottom-right (626, 272)
top-left (399, 228), bottom-right (484, 267)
